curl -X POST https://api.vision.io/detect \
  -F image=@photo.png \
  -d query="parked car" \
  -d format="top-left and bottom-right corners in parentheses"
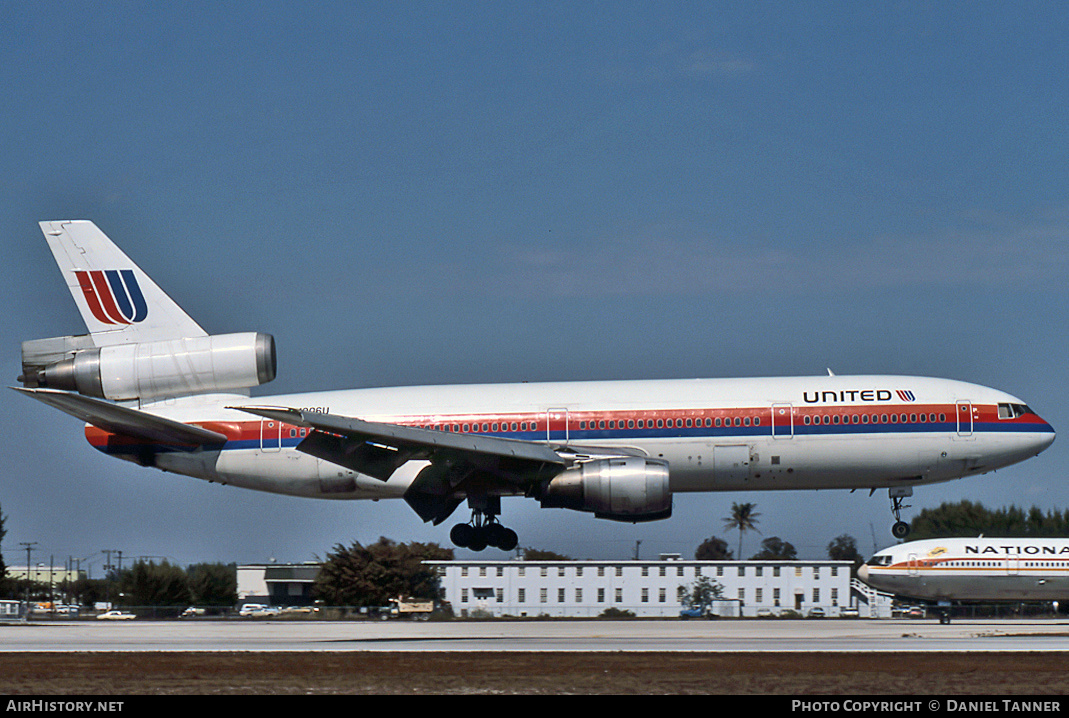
top-left (839, 607), bottom-right (860, 619)
top-left (755, 608), bottom-right (776, 618)
top-left (238, 603), bottom-right (268, 616)
top-left (679, 607), bottom-right (717, 619)
top-left (96, 610), bottom-right (136, 620)
top-left (806, 607), bottom-right (826, 619)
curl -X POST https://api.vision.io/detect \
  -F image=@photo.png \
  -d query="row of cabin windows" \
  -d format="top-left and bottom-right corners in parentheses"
top-left (579, 416), bottom-right (760, 430)
top-left (289, 411), bottom-right (953, 439)
top-left (417, 416), bottom-right (763, 434)
top-left (803, 412), bottom-right (947, 426)
top-left (381, 408), bottom-right (965, 436)
top-left (425, 421), bottom-right (534, 433)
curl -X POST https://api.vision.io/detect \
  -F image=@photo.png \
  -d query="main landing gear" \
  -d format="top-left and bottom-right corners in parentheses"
top-left (889, 486), bottom-right (913, 539)
top-left (449, 497), bottom-right (519, 552)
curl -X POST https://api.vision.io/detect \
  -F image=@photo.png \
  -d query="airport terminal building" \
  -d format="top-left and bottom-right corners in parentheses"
top-left (427, 556), bottom-right (883, 619)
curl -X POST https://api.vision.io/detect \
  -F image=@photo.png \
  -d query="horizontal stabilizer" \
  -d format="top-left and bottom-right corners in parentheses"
top-left (15, 387), bottom-right (227, 447)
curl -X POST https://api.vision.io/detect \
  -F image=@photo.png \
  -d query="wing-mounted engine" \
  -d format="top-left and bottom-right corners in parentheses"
top-left (539, 456), bottom-right (672, 522)
top-left (19, 332), bottom-right (276, 402)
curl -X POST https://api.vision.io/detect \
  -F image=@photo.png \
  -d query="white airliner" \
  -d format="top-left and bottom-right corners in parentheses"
top-left (16, 221), bottom-right (1056, 550)
top-left (860, 538), bottom-right (1069, 601)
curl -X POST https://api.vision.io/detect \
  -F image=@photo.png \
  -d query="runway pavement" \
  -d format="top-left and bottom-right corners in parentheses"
top-left (3, 617), bottom-right (1069, 652)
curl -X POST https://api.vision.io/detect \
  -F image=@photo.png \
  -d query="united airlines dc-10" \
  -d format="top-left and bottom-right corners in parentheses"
top-left (16, 221), bottom-right (1056, 550)
top-left (859, 538), bottom-right (1069, 602)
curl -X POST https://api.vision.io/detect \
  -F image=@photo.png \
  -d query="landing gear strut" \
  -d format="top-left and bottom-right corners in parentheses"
top-left (449, 497), bottom-right (519, 552)
top-left (889, 487), bottom-right (913, 539)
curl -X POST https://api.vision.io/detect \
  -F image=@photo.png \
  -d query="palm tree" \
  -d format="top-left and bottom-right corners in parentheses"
top-left (723, 502), bottom-right (761, 558)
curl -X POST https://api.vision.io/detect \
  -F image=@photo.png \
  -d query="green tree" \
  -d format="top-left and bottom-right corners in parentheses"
top-left (115, 560), bottom-right (191, 607)
top-left (0, 503), bottom-right (7, 597)
top-left (521, 548), bottom-right (573, 561)
top-left (909, 501), bottom-right (1069, 539)
top-left (187, 563), bottom-right (237, 606)
top-left (723, 502), bottom-right (761, 557)
top-left (678, 575), bottom-right (724, 614)
top-left (70, 576), bottom-right (110, 607)
top-left (750, 536), bottom-right (797, 560)
top-left (826, 534), bottom-right (864, 576)
top-left (314, 537), bottom-right (452, 607)
top-left (694, 536), bottom-right (734, 560)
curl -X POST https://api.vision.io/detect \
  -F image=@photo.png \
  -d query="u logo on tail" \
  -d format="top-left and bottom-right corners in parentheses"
top-left (75, 269), bottom-right (148, 325)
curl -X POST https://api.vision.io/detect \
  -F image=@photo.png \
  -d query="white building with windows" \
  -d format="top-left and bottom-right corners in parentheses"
top-left (428, 557), bottom-right (869, 618)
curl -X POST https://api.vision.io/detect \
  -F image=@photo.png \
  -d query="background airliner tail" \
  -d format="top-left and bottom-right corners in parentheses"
top-left (39, 220), bottom-right (207, 345)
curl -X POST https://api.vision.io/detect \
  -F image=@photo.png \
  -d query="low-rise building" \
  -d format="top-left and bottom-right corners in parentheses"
top-left (6, 566), bottom-right (86, 588)
top-left (237, 563), bottom-right (319, 606)
top-left (236, 556), bottom-right (892, 618)
top-left (428, 557), bottom-right (865, 618)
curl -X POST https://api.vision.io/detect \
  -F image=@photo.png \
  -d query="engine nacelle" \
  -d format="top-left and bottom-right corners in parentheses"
top-left (21, 332), bottom-right (276, 402)
top-left (540, 457), bottom-right (672, 522)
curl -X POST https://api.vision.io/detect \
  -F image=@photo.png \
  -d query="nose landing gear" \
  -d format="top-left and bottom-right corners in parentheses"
top-left (889, 486), bottom-right (913, 539)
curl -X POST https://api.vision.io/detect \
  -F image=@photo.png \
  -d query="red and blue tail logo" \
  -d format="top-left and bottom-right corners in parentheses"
top-left (896, 390), bottom-right (916, 402)
top-left (75, 269), bottom-right (148, 325)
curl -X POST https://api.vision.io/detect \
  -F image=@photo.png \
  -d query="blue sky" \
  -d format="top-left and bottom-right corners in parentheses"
top-left (2, 2), bottom-right (1068, 573)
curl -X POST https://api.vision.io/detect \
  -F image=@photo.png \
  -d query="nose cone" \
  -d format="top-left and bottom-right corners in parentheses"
top-left (1034, 417), bottom-right (1056, 454)
top-left (857, 565), bottom-right (869, 584)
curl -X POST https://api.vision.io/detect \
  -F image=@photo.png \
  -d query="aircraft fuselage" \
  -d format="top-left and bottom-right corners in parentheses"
top-left (89, 374), bottom-right (1054, 503)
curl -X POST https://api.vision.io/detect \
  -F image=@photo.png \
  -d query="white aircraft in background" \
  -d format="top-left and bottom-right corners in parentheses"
top-left (16, 221), bottom-right (1056, 550)
top-left (860, 537), bottom-right (1069, 602)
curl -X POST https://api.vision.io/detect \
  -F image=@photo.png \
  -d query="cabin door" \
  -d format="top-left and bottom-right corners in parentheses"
top-left (771, 404), bottom-right (793, 439)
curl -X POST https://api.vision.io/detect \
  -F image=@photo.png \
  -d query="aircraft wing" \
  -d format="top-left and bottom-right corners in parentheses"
top-left (15, 387), bottom-right (228, 447)
top-left (233, 405), bottom-right (575, 524)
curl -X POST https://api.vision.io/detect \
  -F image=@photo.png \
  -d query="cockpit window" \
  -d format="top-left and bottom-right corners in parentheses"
top-left (867, 555), bottom-right (893, 566)
top-left (998, 403), bottom-right (1031, 419)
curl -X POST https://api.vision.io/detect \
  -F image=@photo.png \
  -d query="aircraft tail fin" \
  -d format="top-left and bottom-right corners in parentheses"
top-left (39, 220), bottom-right (207, 346)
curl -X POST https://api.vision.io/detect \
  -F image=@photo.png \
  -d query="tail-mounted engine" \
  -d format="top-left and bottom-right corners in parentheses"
top-left (19, 332), bottom-right (276, 402)
top-left (540, 456), bottom-right (672, 522)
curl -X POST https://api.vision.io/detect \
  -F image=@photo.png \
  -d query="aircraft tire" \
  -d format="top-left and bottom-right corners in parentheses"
top-left (467, 530), bottom-right (488, 552)
top-left (497, 528), bottom-right (518, 552)
top-left (891, 521), bottom-right (910, 539)
top-left (450, 523), bottom-right (474, 548)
